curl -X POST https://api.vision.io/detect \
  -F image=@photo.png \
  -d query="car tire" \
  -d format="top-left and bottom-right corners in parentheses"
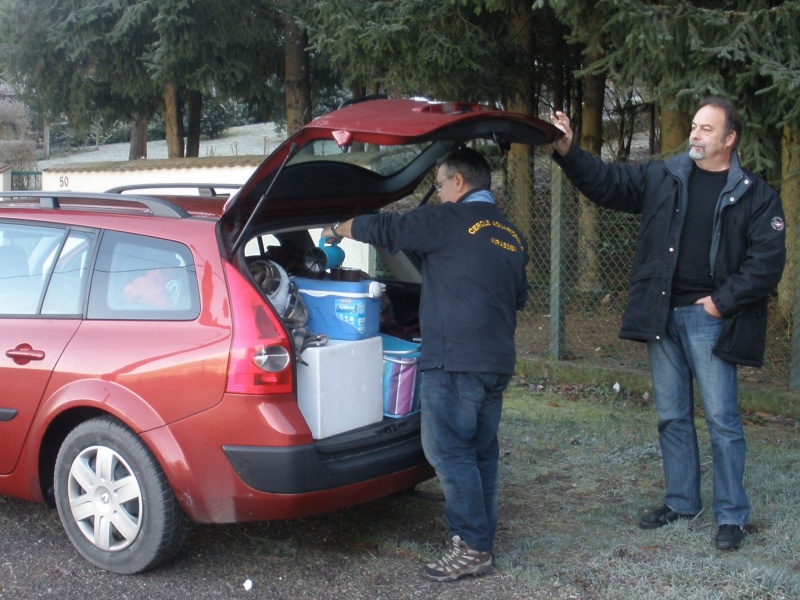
top-left (53, 416), bottom-right (189, 574)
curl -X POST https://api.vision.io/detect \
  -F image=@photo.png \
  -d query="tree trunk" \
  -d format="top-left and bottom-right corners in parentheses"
top-left (660, 96), bottom-right (689, 154)
top-left (778, 123), bottom-right (799, 322)
top-left (649, 103), bottom-right (658, 155)
top-left (163, 81), bottom-right (184, 158)
top-left (185, 90), bottom-right (202, 158)
top-left (506, 0), bottom-right (540, 268)
top-left (128, 113), bottom-right (149, 160)
top-left (42, 122), bottom-right (50, 160)
top-left (506, 1), bottom-right (539, 281)
top-left (351, 82), bottom-right (366, 99)
top-left (615, 109), bottom-right (627, 160)
top-left (551, 19), bottom-right (567, 113)
top-left (577, 41), bottom-right (605, 294)
top-left (284, 10), bottom-right (312, 136)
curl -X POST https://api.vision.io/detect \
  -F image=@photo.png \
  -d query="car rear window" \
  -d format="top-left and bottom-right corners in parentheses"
top-left (87, 231), bottom-right (200, 320)
top-left (287, 140), bottom-right (430, 176)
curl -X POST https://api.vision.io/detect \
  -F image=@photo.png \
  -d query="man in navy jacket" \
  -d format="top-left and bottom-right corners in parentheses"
top-left (551, 97), bottom-right (785, 550)
top-left (323, 147), bottom-right (529, 580)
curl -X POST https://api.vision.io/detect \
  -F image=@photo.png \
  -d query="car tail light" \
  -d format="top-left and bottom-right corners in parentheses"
top-left (224, 262), bottom-right (294, 395)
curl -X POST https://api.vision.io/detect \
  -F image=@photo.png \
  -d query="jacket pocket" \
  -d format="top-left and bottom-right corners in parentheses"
top-left (713, 300), bottom-right (768, 367)
top-left (621, 261), bottom-right (671, 340)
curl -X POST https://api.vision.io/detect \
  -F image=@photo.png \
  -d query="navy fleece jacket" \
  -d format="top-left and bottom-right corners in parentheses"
top-left (351, 193), bottom-right (529, 374)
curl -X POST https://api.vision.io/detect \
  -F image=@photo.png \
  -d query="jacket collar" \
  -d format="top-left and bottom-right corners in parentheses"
top-left (666, 150), bottom-right (745, 191)
top-left (457, 188), bottom-right (495, 204)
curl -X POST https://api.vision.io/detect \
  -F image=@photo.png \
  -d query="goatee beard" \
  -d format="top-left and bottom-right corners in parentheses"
top-left (689, 146), bottom-right (703, 160)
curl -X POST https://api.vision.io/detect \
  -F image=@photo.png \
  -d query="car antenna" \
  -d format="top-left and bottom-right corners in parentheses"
top-left (231, 142), bottom-right (298, 256)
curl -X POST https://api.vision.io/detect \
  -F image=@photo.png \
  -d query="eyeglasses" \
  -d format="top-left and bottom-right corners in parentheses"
top-left (435, 174), bottom-right (455, 191)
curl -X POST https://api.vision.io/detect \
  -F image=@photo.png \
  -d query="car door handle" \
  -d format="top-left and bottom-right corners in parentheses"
top-left (6, 344), bottom-right (46, 364)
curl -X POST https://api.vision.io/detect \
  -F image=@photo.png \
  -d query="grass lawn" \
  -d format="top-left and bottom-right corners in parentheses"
top-left (467, 374), bottom-right (800, 599)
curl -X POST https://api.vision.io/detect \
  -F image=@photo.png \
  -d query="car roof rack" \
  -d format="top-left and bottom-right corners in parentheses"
top-left (104, 183), bottom-right (240, 197)
top-left (0, 191), bottom-right (190, 218)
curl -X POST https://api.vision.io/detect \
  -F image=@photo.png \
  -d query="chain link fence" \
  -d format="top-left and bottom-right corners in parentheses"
top-left (486, 148), bottom-right (793, 392)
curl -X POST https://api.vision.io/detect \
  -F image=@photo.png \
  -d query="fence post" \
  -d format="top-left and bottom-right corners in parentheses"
top-left (791, 239), bottom-right (800, 390)
top-left (550, 163), bottom-right (568, 359)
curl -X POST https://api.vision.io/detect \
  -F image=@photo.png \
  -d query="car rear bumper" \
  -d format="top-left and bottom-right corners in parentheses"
top-left (223, 413), bottom-right (427, 494)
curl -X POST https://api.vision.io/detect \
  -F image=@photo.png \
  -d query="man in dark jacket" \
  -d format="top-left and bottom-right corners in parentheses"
top-left (322, 148), bottom-right (529, 580)
top-left (550, 98), bottom-right (785, 550)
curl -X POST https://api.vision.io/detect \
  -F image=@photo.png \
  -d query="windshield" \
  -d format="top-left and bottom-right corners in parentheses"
top-left (287, 140), bottom-right (433, 177)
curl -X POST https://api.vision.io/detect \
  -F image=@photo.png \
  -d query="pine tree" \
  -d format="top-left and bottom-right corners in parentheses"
top-left (1, 0), bottom-right (161, 159)
top-left (298, 0), bottom-right (511, 102)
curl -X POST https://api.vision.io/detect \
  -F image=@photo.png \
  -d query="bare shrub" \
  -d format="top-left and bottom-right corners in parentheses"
top-left (0, 98), bottom-right (36, 169)
top-left (0, 140), bottom-right (37, 169)
top-left (0, 97), bottom-right (31, 141)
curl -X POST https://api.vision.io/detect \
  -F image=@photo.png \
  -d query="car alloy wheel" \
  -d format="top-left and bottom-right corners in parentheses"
top-left (54, 416), bottom-right (188, 574)
top-left (66, 444), bottom-right (143, 551)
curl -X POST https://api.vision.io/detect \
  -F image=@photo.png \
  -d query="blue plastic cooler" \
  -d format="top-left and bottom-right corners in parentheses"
top-left (294, 276), bottom-right (381, 340)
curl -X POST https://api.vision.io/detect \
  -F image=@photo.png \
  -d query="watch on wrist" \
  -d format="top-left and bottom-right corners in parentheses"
top-left (331, 221), bottom-right (344, 241)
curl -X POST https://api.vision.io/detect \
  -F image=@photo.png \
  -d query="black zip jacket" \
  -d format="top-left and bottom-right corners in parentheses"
top-left (553, 145), bottom-right (786, 366)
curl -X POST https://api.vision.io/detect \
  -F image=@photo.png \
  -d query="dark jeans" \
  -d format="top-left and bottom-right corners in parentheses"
top-left (420, 368), bottom-right (511, 551)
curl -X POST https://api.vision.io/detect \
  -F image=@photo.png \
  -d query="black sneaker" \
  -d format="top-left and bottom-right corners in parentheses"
top-left (715, 524), bottom-right (745, 550)
top-left (422, 535), bottom-right (494, 582)
top-left (639, 504), bottom-right (699, 529)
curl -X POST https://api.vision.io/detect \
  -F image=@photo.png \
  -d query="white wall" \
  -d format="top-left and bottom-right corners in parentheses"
top-left (41, 157), bottom-right (264, 194)
top-left (0, 167), bottom-right (12, 191)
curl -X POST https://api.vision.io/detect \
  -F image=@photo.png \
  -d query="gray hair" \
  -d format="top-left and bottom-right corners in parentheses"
top-left (436, 147), bottom-right (492, 190)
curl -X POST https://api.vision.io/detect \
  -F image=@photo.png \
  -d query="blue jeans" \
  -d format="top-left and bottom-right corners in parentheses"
top-left (647, 305), bottom-right (749, 527)
top-left (420, 368), bottom-right (511, 552)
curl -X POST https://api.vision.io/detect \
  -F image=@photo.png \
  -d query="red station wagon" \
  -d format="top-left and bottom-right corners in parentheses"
top-left (0, 98), bottom-right (559, 573)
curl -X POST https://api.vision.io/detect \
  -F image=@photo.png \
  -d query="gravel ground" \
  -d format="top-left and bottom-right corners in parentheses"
top-left (0, 482), bottom-right (556, 600)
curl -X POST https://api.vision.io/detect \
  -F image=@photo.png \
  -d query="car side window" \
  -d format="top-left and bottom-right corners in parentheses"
top-left (87, 231), bottom-right (200, 320)
top-left (0, 222), bottom-right (67, 316)
top-left (41, 230), bottom-right (96, 315)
